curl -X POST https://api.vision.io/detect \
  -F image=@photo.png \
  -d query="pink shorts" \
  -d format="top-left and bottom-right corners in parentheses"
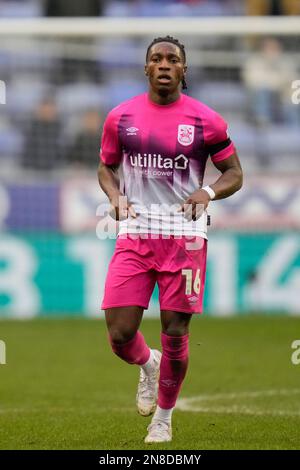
top-left (101, 234), bottom-right (207, 314)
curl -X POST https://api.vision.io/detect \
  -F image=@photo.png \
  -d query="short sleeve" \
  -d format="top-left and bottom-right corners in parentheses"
top-left (99, 110), bottom-right (122, 165)
top-left (205, 111), bottom-right (235, 163)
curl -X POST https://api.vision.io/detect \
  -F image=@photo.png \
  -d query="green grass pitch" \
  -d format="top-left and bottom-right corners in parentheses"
top-left (0, 315), bottom-right (300, 450)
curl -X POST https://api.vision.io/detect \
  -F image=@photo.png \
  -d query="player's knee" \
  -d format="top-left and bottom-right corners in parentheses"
top-left (108, 327), bottom-right (136, 345)
top-left (162, 325), bottom-right (189, 337)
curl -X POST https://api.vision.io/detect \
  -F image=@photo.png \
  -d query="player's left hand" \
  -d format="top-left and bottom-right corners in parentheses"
top-left (178, 189), bottom-right (211, 221)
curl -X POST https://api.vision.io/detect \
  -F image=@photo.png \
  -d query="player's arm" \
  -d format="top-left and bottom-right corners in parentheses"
top-left (97, 109), bottom-right (137, 220)
top-left (179, 111), bottom-right (243, 220)
top-left (97, 160), bottom-right (121, 203)
top-left (178, 152), bottom-right (242, 220)
top-left (206, 114), bottom-right (243, 200)
top-left (209, 151), bottom-right (243, 200)
top-left (98, 160), bottom-right (137, 221)
top-left (98, 112), bottom-right (136, 220)
top-left (97, 108), bottom-right (123, 207)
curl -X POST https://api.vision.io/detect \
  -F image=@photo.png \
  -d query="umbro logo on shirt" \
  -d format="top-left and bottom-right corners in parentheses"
top-left (126, 127), bottom-right (139, 136)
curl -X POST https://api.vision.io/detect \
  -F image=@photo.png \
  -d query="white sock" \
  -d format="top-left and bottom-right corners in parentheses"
top-left (152, 405), bottom-right (174, 424)
top-left (141, 349), bottom-right (156, 375)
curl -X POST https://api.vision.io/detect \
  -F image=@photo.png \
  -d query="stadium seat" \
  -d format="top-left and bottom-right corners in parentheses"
top-left (193, 81), bottom-right (248, 114)
top-left (6, 77), bottom-right (52, 117)
top-left (96, 38), bottom-right (142, 68)
top-left (0, 0), bottom-right (42, 18)
top-left (105, 78), bottom-right (146, 109)
top-left (56, 83), bottom-right (108, 115)
top-left (0, 116), bottom-right (23, 157)
top-left (227, 121), bottom-right (259, 171)
top-left (260, 126), bottom-right (300, 171)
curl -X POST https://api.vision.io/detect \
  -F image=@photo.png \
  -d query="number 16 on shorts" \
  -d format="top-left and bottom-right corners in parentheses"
top-left (182, 269), bottom-right (201, 295)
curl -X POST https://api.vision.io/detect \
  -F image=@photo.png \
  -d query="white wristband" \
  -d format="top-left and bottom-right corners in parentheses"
top-left (202, 185), bottom-right (216, 200)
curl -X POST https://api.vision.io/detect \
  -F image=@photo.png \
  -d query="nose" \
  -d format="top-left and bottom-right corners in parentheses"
top-left (158, 58), bottom-right (170, 70)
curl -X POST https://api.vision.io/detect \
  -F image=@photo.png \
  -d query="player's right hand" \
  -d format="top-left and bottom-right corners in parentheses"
top-left (109, 192), bottom-right (137, 220)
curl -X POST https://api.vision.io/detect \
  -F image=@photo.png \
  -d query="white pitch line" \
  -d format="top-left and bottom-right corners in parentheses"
top-left (177, 389), bottom-right (300, 417)
top-left (178, 388), bottom-right (300, 403)
top-left (176, 405), bottom-right (300, 417)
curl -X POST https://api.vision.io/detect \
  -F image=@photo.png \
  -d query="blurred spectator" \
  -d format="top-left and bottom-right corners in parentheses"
top-left (44, 0), bottom-right (104, 16)
top-left (65, 109), bottom-right (102, 168)
top-left (242, 38), bottom-right (299, 126)
top-left (246, 0), bottom-right (300, 15)
top-left (54, 48), bottom-right (101, 85)
top-left (22, 98), bottom-right (62, 170)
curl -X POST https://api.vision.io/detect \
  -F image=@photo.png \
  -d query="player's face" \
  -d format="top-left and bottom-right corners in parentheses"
top-left (145, 42), bottom-right (187, 95)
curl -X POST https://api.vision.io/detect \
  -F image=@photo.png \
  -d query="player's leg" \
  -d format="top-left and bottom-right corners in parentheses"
top-left (105, 306), bottom-right (161, 416)
top-left (144, 310), bottom-right (191, 443)
top-left (158, 309), bottom-right (191, 415)
top-left (144, 236), bottom-right (207, 443)
top-left (102, 235), bottom-right (160, 416)
top-left (105, 305), bottom-right (145, 359)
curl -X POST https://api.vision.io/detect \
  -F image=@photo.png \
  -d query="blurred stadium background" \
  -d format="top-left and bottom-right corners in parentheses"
top-left (0, 0), bottom-right (300, 320)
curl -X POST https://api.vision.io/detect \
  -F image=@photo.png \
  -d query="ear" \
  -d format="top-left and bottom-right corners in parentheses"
top-left (183, 65), bottom-right (187, 75)
top-left (144, 64), bottom-right (149, 76)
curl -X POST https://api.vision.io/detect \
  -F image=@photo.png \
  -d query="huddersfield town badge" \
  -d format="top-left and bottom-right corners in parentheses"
top-left (178, 124), bottom-right (195, 146)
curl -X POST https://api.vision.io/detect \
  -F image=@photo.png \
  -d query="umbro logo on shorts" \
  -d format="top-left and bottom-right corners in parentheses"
top-left (187, 295), bottom-right (198, 304)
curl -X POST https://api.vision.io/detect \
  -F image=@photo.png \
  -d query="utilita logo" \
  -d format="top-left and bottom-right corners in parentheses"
top-left (130, 153), bottom-right (188, 171)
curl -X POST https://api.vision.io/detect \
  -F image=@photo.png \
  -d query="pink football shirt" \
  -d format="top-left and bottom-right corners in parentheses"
top-left (100, 92), bottom-right (235, 237)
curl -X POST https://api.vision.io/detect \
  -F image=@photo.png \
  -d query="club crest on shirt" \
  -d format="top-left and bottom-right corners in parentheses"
top-left (178, 124), bottom-right (195, 146)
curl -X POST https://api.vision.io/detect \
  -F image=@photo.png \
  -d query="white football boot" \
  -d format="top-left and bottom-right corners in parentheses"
top-left (144, 420), bottom-right (172, 443)
top-left (136, 349), bottom-right (162, 417)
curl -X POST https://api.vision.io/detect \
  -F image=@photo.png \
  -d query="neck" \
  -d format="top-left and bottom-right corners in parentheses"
top-left (148, 88), bottom-right (181, 105)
